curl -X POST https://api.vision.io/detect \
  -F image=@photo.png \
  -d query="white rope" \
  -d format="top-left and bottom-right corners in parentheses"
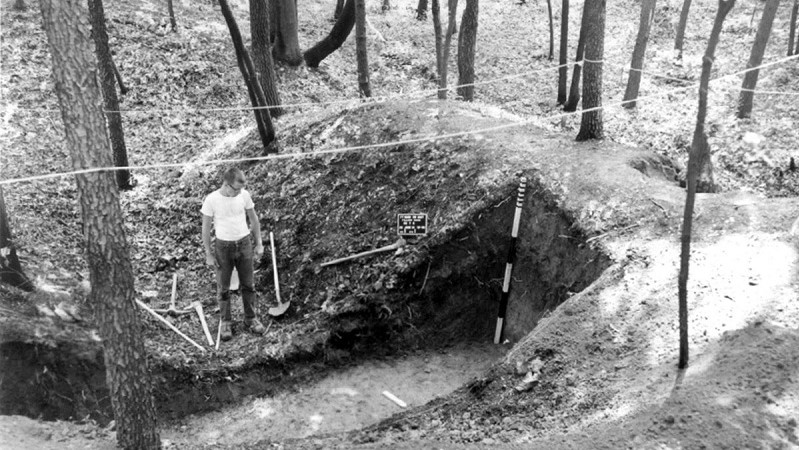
top-left (2, 54), bottom-right (797, 186)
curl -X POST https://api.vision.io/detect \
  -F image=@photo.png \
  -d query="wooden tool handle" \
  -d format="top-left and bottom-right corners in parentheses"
top-left (169, 272), bottom-right (178, 308)
top-left (270, 232), bottom-right (281, 304)
top-left (136, 299), bottom-right (205, 352)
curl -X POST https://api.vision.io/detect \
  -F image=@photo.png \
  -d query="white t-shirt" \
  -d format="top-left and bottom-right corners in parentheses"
top-left (201, 189), bottom-right (254, 241)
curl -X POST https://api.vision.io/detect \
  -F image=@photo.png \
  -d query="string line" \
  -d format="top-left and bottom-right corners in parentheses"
top-left (2, 54), bottom-right (797, 186)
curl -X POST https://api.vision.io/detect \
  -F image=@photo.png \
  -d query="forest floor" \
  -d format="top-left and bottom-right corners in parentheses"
top-left (2, 0), bottom-right (799, 448)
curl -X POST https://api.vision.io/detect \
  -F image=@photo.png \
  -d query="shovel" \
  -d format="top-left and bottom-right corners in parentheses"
top-left (267, 232), bottom-right (290, 317)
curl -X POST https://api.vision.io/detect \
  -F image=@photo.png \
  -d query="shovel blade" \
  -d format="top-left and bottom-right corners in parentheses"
top-left (267, 301), bottom-right (290, 317)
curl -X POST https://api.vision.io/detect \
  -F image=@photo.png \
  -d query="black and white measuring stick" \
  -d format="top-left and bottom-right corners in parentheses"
top-left (494, 177), bottom-right (527, 344)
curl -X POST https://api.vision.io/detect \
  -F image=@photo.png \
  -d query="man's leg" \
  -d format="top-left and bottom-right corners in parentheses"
top-left (215, 240), bottom-right (234, 339)
top-left (236, 237), bottom-right (264, 334)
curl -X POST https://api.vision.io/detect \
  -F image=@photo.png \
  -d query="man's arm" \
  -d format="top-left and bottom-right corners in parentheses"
top-left (202, 214), bottom-right (216, 267)
top-left (246, 208), bottom-right (264, 258)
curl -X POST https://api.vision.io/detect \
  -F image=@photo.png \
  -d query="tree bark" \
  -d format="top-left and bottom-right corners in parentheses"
top-left (789, 0), bottom-right (798, 56)
top-left (546, 0), bottom-right (554, 60)
top-left (39, 0), bottom-right (160, 447)
top-left (355, 0), bottom-right (372, 97)
top-left (88, 0), bottom-right (132, 190)
top-left (271, 0), bottom-right (303, 66)
top-left (219, 0), bottom-right (277, 153)
top-left (440, 0), bottom-right (459, 99)
top-left (737, 0), bottom-right (780, 118)
top-left (564, 4), bottom-right (587, 112)
top-left (575, 0), bottom-right (605, 140)
top-left (674, 0), bottom-right (692, 58)
top-left (557, 0), bottom-right (569, 104)
top-left (622, 0), bottom-right (657, 109)
top-left (111, 57), bottom-right (128, 95)
top-left (0, 187), bottom-right (34, 291)
top-left (250, 0), bottom-right (283, 117)
top-left (679, 0), bottom-right (735, 370)
top-left (167, 0), bottom-right (177, 31)
top-left (304, 0), bottom-right (356, 68)
top-left (432, 0), bottom-right (445, 98)
top-left (457, 0), bottom-right (478, 100)
top-left (417, 0), bottom-right (428, 20)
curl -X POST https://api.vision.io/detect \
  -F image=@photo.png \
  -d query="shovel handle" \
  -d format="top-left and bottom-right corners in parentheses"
top-left (170, 272), bottom-right (178, 309)
top-left (270, 232), bottom-right (281, 304)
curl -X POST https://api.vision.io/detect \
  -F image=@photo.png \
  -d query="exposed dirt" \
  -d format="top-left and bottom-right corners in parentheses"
top-left (2, 0), bottom-right (799, 448)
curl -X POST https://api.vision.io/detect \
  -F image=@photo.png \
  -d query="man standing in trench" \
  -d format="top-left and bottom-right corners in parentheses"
top-left (202, 167), bottom-right (266, 340)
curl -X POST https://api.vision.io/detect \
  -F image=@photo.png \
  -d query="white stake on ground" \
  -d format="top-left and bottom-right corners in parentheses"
top-left (382, 390), bottom-right (407, 408)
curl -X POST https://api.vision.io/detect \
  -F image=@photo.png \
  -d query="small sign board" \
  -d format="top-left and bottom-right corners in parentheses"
top-left (397, 213), bottom-right (428, 236)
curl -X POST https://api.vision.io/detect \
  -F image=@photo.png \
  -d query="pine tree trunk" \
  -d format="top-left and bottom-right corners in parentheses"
top-left (564, 5), bottom-right (586, 112)
top-left (0, 187), bottom-right (34, 291)
top-left (355, 0), bottom-right (372, 97)
top-left (250, 0), bottom-right (283, 117)
top-left (456, 0), bottom-right (478, 100)
top-left (440, 0), bottom-right (459, 99)
top-left (432, 0), bottom-right (445, 98)
top-left (417, 0), bottom-right (428, 20)
top-left (674, 0), bottom-right (692, 58)
top-left (547, 0), bottom-right (554, 60)
top-left (88, 0), bottom-right (132, 190)
top-left (737, 0), bottom-right (780, 119)
top-left (111, 57), bottom-right (128, 95)
top-left (304, 0), bottom-right (356, 68)
top-left (622, 0), bottom-right (656, 109)
top-left (575, 0), bottom-right (605, 141)
top-left (335, 0), bottom-right (345, 19)
top-left (557, 0), bottom-right (569, 104)
top-left (789, 0), bottom-right (798, 56)
top-left (679, 0), bottom-right (735, 369)
top-left (272, 0), bottom-right (303, 65)
top-left (219, 0), bottom-right (277, 153)
top-left (167, 0), bottom-right (177, 31)
top-left (39, 0), bottom-right (160, 447)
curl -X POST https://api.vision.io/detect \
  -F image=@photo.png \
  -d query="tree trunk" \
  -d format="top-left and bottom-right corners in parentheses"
top-left (674, 0), bottom-right (692, 58)
top-left (167, 0), bottom-right (177, 31)
top-left (250, 0), bottom-right (283, 117)
top-left (219, 0), bottom-right (277, 153)
top-left (557, 0), bottom-right (569, 104)
top-left (547, 0), bottom-right (554, 60)
top-left (39, 0), bottom-right (160, 447)
top-left (457, 0), bottom-right (478, 100)
top-left (111, 57), bottom-right (128, 95)
top-left (88, 0), bottom-right (132, 190)
top-left (564, 5), bottom-right (587, 112)
top-left (789, 0), bottom-right (798, 56)
top-left (432, 0), bottom-right (445, 98)
top-left (355, 0), bottom-right (372, 97)
top-left (0, 187), bottom-right (34, 291)
top-left (622, 0), bottom-right (657, 109)
top-left (304, 0), bottom-right (356, 68)
top-left (417, 0), bottom-right (428, 20)
top-left (440, 0), bottom-right (459, 99)
top-left (335, 0), bottom-right (345, 20)
top-left (679, 0), bottom-right (735, 370)
top-left (737, 0), bottom-right (780, 119)
top-left (575, 0), bottom-right (605, 140)
top-left (272, 0), bottom-right (303, 65)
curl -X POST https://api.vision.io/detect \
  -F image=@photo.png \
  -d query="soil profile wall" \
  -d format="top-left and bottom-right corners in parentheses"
top-left (417, 179), bottom-right (611, 344)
